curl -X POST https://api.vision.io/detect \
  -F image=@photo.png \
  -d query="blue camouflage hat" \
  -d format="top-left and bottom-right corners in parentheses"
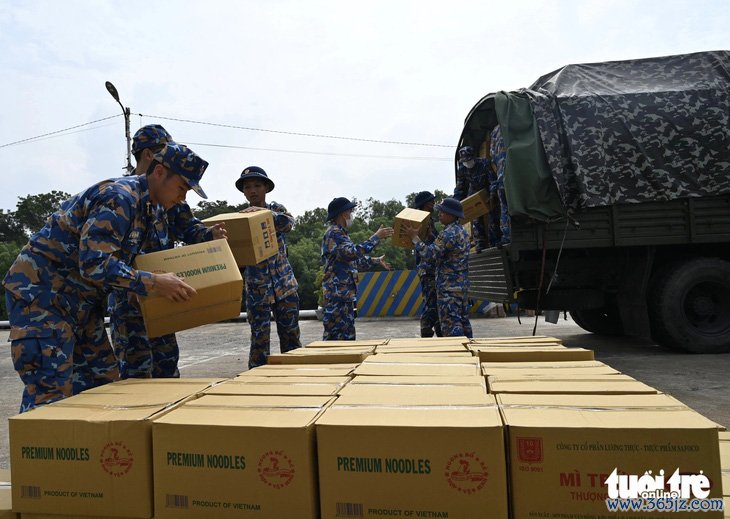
top-left (327, 197), bottom-right (356, 221)
top-left (131, 124), bottom-right (173, 155)
top-left (413, 191), bottom-right (436, 209)
top-left (435, 197), bottom-right (464, 219)
top-left (236, 166), bottom-right (275, 193)
top-left (152, 143), bottom-right (208, 199)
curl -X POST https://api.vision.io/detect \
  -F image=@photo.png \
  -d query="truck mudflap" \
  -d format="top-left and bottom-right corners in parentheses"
top-left (468, 247), bottom-right (513, 303)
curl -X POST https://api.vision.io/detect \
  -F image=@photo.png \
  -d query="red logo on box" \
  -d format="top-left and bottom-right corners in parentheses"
top-left (517, 437), bottom-right (543, 464)
top-left (99, 441), bottom-right (134, 477)
top-left (444, 452), bottom-right (489, 494)
top-left (257, 450), bottom-right (295, 489)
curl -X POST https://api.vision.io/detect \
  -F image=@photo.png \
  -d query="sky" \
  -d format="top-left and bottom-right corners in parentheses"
top-left (1, 0), bottom-right (729, 218)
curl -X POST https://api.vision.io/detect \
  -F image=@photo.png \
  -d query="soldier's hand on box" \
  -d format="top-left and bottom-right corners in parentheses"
top-left (210, 223), bottom-right (228, 240)
top-left (375, 225), bottom-right (394, 239)
top-left (152, 273), bottom-right (197, 302)
top-left (127, 292), bottom-right (141, 310)
top-left (240, 206), bottom-right (265, 213)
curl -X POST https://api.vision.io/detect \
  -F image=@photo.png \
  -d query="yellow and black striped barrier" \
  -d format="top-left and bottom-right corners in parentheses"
top-left (356, 270), bottom-right (491, 317)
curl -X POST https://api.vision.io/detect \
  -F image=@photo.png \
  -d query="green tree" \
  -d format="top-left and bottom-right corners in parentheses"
top-left (0, 210), bottom-right (25, 243)
top-left (191, 200), bottom-right (248, 220)
top-left (14, 191), bottom-right (71, 236)
top-left (0, 242), bottom-right (21, 319)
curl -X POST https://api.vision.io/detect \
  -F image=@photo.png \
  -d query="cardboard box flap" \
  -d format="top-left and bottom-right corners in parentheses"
top-left (350, 375), bottom-right (485, 387)
top-left (483, 366), bottom-right (620, 377)
top-left (482, 360), bottom-right (610, 370)
top-left (184, 394), bottom-right (333, 409)
top-left (155, 403), bottom-right (325, 428)
top-left (498, 393), bottom-right (720, 429)
top-left (237, 365), bottom-right (357, 377)
top-left (336, 384), bottom-right (488, 405)
top-left (475, 348), bottom-right (595, 362)
top-left (305, 340), bottom-right (385, 348)
top-left (490, 379), bottom-right (657, 395)
top-left (720, 440), bottom-right (730, 468)
top-left (317, 404), bottom-right (502, 428)
top-left (228, 376), bottom-right (351, 385)
top-left (203, 380), bottom-right (344, 396)
top-left (386, 336), bottom-right (469, 343)
top-left (9, 393), bottom-right (176, 422)
top-left (354, 363), bottom-right (479, 376)
top-left (471, 335), bottom-right (562, 343)
top-left (288, 346), bottom-right (375, 355)
top-left (82, 378), bottom-right (222, 395)
top-left (363, 355), bottom-right (478, 365)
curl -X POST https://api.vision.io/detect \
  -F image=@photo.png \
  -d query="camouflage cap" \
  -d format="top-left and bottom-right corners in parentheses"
top-left (131, 124), bottom-right (173, 155)
top-left (458, 146), bottom-right (475, 161)
top-left (152, 143), bottom-right (208, 199)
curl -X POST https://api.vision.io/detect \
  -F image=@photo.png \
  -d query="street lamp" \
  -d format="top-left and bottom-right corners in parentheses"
top-left (105, 81), bottom-right (134, 175)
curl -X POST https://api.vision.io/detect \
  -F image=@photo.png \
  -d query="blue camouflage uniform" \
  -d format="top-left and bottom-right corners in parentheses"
top-left (490, 124), bottom-right (511, 245)
top-left (245, 202), bottom-right (301, 368)
top-left (3, 176), bottom-right (158, 411)
top-left (321, 225), bottom-right (381, 340)
top-left (414, 221), bottom-right (473, 338)
top-left (454, 157), bottom-right (491, 250)
top-left (108, 201), bottom-right (214, 379)
top-left (415, 215), bottom-right (441, 337)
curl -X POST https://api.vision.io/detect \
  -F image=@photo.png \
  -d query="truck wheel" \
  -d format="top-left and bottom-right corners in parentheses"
top-left (648, 258), bottom-right (730, 354)
top-left (569, 306), bottom-right (624, 336)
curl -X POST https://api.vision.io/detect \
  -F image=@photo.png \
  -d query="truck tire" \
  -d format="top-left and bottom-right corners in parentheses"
top-left (569, 306), bottom-right (624, 336)
top-left (648, 258), bottom-right (730, 354)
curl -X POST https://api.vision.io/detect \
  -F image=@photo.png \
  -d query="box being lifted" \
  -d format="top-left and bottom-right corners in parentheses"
top-left (134, 239), bottom-right (243, 337)
top-left (392, 208), bottom-right (431, 249)
top-left (202, 210), bottom-right (278, 266)
top-left (459, 189), bottom-right (491, 223)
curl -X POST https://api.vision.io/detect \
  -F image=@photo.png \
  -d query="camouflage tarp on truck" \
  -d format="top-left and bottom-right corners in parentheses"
top-left (525, 50), bottom-right (730, 212)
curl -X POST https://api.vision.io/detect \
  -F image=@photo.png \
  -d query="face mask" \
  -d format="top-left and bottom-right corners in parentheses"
top-left (345, 215), bottom-right (354, 227)
top-left (463, 160), bottom-right (475, 168)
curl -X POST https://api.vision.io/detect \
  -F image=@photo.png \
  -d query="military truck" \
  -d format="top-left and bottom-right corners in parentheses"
top-left (459, 50), bottom-right (730, 353)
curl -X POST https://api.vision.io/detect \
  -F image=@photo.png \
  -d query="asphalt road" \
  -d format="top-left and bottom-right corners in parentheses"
top-left (1, 315), bottom-right (728, 469)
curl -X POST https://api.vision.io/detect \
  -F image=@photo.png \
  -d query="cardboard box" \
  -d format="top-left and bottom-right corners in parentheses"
top-left (268, 346), bottom-right (373, 365)
top-left (134, 239), bottom-right (243, 337)
top-left (152, 394), bottom-right (333, 519)
top-left (0, 469), bottom-right (17, 519)
top-left (354, 361), bottom-right (480, 377)
top-left (473, 347), bottom-right (595, 362)
top-left (471, 335), bottom-right (563, 344)
top-left (82, 378), bottom-right (224, 396)
top-left (336, 384), bottom-right (487, 404)
top-left (385, 336), bottom-right (469, 344)
top-left (391, 208), bottom-right (431, 249)
top-left (236, 364), bottom-right (358, 378)
top-left (202, 378), bottom-right (345, 397)
top-left (316, 392), bottom-right (508, 519)
top-left (202, 211), bottom-right (278, 266)
top-left (9, 385), bottom-right (213, 518)
top-left (459, 189), bottom-right (490, 223)
top-left (304, 340), bottom-right (385, 349)
top-left (498, 393), bottom-right (723, 518)
top-left (487, 375), bottom-right (659, 395)
top-left (349, 375), bottom-right (486, 389)
top-left (481, 360), bottom-right (619, 377)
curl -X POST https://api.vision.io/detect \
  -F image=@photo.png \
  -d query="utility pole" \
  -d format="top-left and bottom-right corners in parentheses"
top-left (105, 81), bottom-right (134, 175)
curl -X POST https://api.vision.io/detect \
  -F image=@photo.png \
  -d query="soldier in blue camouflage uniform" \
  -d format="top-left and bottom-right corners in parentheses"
top-left (489, 125), bottom-right (510, 245)
top-left (321, 197), bottom-right (393, 340)
top-left (454, 145), bottom-right (492, 250)
top-left (108, 125), bottom-right (226, 379)
top-left (406, 198), bottom-right (472, 338)
top-left (236, 166), bottom-right (301, 369)
top-left (3, 142), bottom-right (210, 411)
top-left (412, 191), bottom-right (442, 337)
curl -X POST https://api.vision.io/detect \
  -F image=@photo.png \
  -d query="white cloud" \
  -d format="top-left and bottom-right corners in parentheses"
top-left (1, 0), bottom-right (728, 217)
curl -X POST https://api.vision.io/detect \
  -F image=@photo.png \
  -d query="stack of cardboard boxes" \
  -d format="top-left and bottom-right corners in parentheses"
top-left (6, 336), bottom-right (726, 518)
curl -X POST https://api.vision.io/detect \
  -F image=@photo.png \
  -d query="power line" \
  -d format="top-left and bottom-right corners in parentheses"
top-left (0, 114), bottom-right (121, 149)
top-left (138, 113), bottom-right (453, 148)
top-left (186, 141), bottom-right (452, 161)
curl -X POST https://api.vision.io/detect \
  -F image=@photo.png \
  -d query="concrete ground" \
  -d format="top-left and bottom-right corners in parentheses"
top-left (1, 315), bottom-right (729, 469)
